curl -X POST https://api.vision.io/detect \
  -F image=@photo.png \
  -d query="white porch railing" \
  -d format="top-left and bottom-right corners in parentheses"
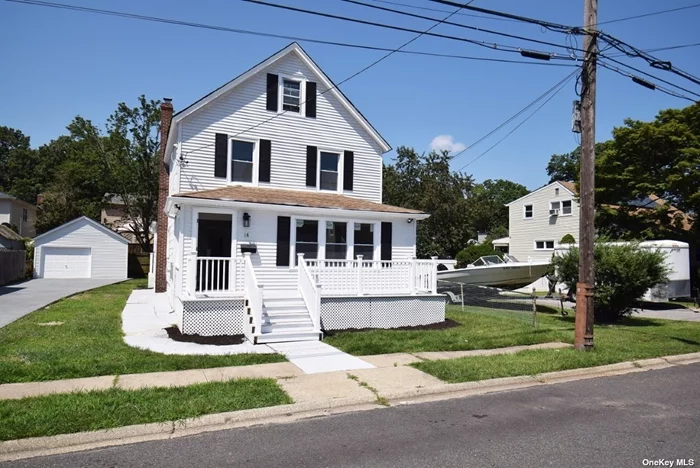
top-left (298, 254), bottom-right (321, 333)
top-left (243, 253), bottom-right (263, 343)
top-left (306, 256), bottom-right (438, 296)
top-left (189, 256), bottom-right (245, 296)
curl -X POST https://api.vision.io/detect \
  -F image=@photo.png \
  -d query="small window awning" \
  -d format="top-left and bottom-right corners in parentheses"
top-left (492, 237), bottom-right (510, 247)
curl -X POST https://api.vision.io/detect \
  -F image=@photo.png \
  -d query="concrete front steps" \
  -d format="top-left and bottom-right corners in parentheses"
top-left (249, 293), bottom-right (321, 344)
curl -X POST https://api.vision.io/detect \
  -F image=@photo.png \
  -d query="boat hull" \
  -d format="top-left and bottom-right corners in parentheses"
top-left (437, 262), bottom-right (551, 287)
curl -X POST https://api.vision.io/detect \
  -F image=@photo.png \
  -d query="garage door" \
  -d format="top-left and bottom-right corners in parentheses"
top-left (42, 247), bottom-right (92, 278)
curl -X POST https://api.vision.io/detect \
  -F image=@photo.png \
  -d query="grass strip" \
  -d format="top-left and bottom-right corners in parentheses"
top-left (0, 280), bottom-right (285, 384)
top-left (0, 378), bottom-right (292, 441)
top-left (413, 316), bottom-right (700, 383)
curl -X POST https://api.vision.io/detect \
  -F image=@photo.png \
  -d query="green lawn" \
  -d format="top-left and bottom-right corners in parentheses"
top-left (0, 378), bottom-right (292, 441)
top-left (414, 315), bottom-right (700, 383)
top-left (0, 280), bottom-right (285, 384)
top-left (324, 305), bottom-right (573, 355)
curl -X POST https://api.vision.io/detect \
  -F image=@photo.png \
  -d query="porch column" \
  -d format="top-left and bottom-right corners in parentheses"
top-left (187, 252), bottom-right (197, 297)
top-left (431, 256), bottom-right (438, 294)
top-left (409, 256), bottom-right (416, 295)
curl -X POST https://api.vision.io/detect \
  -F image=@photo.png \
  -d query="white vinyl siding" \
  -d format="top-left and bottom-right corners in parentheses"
top-left (179, 207), bottom-right (418, 294)
top-left (177, 53), bottom-right (383, 202)
top-left (508, 182), bottom-right (578, 262)
top-left (34, 218), bottom-right (128, 279)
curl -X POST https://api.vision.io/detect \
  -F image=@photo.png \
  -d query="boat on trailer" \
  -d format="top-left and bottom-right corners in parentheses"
top-left (436, 254), bottom-right (551, 288)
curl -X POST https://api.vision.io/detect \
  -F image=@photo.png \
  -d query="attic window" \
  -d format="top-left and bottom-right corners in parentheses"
top-left (282, 78), bottom-right (301, 113)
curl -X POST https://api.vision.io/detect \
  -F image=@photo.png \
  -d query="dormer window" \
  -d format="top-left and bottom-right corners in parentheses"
top-left (282, 78), bottom-right (301, 113)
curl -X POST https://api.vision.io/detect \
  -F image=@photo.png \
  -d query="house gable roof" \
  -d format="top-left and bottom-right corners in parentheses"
top-left (34, 216), bottom-right (129, 245)
top-left (504, 181), bottom-right (576, 207)
top-left (0, 192), bottom-right (36, 209)
top-left (165, 42), bottom-right (391, 162)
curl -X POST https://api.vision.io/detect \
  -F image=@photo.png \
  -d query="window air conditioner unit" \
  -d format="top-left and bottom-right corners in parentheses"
top-left (549, 209), bottom-right (560, 216)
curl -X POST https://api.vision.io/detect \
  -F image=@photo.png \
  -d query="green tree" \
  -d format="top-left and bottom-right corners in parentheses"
top-left (553, 242), bottom-right (668, 323)
top-left (545, 141), bottom-right (612, 183)
top-left (383, 147), bottom-right (473, 258)
top-left (465, 179), bottom-right (528, 237)
top-left (455, 241), bottom-right (503, 268)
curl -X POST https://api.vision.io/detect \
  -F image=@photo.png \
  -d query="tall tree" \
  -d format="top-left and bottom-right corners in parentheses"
top-left (465, 179), bottom-right (529, 238)
top-left (383, 147), bottom-right (473, 258)
top-left (69, 96), bottom-right (161, 251)
top-left (0, 127), bottom-right (32, 200)
top-left (545, 141), bottom-right (612, 183)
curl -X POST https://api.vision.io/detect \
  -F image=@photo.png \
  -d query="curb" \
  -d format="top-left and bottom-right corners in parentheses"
top-left (1, 351), bottom-right (699, 462)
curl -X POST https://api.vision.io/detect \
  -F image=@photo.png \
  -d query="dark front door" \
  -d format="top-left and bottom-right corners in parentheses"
top-left (196, 217), bottom-right (232, 292)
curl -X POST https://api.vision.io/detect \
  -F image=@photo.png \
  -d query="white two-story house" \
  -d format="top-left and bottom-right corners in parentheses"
top-left (503, 181), bottom-right (579, 263)
top-left (0, 192), bottom-right (37, 238)
top-left (154, 43), bottom-right (444, 344)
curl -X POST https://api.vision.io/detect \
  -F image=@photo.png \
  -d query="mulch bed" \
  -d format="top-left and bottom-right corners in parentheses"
top-left (323, 318), bottom-right (461, 336)
top-left (165, 327), bottom-right (244, 345)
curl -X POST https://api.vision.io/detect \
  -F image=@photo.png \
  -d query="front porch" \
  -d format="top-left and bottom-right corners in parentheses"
top-left (164, 186), bottom-right (445, 344)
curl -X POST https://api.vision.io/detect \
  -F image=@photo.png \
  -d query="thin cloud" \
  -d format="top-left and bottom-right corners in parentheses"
top-left (430, 135), bottom-right (466, 154)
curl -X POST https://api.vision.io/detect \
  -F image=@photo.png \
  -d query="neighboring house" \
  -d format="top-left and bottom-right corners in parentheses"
top-left (33, 216), bottom-right (128, 279)
top-left (155, 43), bottom-right (443, 344)
top-left (503, 181), bottom-right (579, 263)
top-left (101, 194), bottom-right (139, 244)
top-left (0, 224), bottom-right (25, 250)
top-left (0, 192), bottom-right (37, 238)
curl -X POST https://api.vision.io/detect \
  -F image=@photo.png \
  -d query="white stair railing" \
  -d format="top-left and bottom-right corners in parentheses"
top-left (243, 253), bottom-right (263, 343)
top-left (298, 254), bottom-right (321, 333)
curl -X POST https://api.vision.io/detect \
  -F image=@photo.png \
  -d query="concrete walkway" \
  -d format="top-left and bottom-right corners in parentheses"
top-left (122, 290), bottom-right (275, 355)
top-left (0, 342), bottom-right (570, 400)
top-left (268, 341), bottom-right (375, 374)
top-left (0, 278), bottom-right (123, 328)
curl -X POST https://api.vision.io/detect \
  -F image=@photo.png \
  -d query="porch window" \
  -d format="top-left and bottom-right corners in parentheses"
top-left (231, 140), bottom-right (254, 183)
top-left (353, 223), bottom-right (374, 260)
top-left (325, 221), bottom-right (347, 259)
top-left (319, 152), bottom-right (340, 191)
top-left (282, 78), bottom-right (301, 113)
top-left (295, 219), bottom-right (318, 264)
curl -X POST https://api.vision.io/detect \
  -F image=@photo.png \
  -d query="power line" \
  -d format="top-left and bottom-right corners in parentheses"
top-left (596, 3), bottom-right (700, 26)
top-left (598, 61), bottom-right (696, 102)
top-left (342, 0), bottom-right (586, 55)
top-left (179, 1), bottom-right (473, 157)
top-left (644, 41), bottom-right (700, 53)
top-left (432, 0), bottom-right (700, 87)
top-left (447, 70), bottom-right (578, 166)
top-left (455, 72), bottom-right (578, 172)
top-left (245, 0), bottom-right (571, 57)
top-left (3, 0), bottom-right (576, 67)
top-left (362, 0), bottom-right (520, 23)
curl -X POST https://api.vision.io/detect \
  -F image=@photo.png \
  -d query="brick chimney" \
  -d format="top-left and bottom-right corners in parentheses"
top-left (155, 98), bottom-right (174, 293)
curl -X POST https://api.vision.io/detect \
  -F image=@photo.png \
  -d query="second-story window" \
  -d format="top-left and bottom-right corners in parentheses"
top-left (231, 140), bottom-right (254, 183)
top-left (524, 204), bottom-right (533, 219)
top-left (282, 78), bottom-right (301, 113)
top-left (319, 152), bottom-right (340, 191)
top-left (22, 208), bottom-right (28, 222)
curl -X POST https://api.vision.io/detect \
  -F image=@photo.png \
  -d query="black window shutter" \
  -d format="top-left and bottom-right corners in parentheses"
top-left (305, 81), bottom-right (317, 118)
top-left (214, 133), bottom-right (228, 178)
top-left (266, 74), bottom-right (279, 112)
top-left (276, 216), bottom-right (291, 267)
top-left (381, 222), bottom-right (392, 261)
top-left (259, 139), bottom-right (271, 183)
top-left (343, 150), bottom-right (354, 191)
top-left (306, 146), bottom-right (317, 187)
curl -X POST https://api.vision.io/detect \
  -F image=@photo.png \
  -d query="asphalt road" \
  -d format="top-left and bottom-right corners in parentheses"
top-left (4, 364), bottom-right (699, 468)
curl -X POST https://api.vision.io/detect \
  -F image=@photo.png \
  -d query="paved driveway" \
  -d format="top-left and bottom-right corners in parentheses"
top-left (0, 279), bottom-right (124, 328)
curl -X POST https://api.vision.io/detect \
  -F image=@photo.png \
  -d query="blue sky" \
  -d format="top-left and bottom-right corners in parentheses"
top-left (1, 0), bottom-right (698, 190)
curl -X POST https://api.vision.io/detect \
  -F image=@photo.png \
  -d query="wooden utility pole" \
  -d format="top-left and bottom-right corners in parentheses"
top-left (575, 0), bottom-right (597, 350)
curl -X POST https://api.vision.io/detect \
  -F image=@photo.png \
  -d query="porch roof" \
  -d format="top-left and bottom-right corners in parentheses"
top-left (173, 186), bottom-right (425, 215)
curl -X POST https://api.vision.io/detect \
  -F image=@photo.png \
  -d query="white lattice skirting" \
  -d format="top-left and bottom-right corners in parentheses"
top-left (320, 295), bottom-right (445, 331)
top-left (182, 299), bottom-right (245, 336)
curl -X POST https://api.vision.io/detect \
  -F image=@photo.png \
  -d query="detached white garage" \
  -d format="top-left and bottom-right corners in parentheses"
top-left (34, 216), bottom-right (128, 279)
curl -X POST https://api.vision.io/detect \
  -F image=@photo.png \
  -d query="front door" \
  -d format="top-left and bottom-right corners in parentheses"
top-left (196, 214), bottom-right (232, 292)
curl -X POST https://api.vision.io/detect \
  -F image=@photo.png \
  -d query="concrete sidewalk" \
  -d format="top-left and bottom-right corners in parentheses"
top-left (0, 342), bottom-right (570, 400)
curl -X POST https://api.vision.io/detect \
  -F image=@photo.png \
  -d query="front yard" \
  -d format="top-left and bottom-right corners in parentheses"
top-left (0, 378), bottom-right (291, 441)
top-left (0, 280), bottom-right (285, 384)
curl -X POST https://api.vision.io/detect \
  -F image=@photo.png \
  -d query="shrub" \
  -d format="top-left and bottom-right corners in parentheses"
top-left (560, 233), bottom-right (576, 244)
top-left (552, 242), bottom-right (669, 323)
top-left (455, 241), bottom-right (503, 268)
